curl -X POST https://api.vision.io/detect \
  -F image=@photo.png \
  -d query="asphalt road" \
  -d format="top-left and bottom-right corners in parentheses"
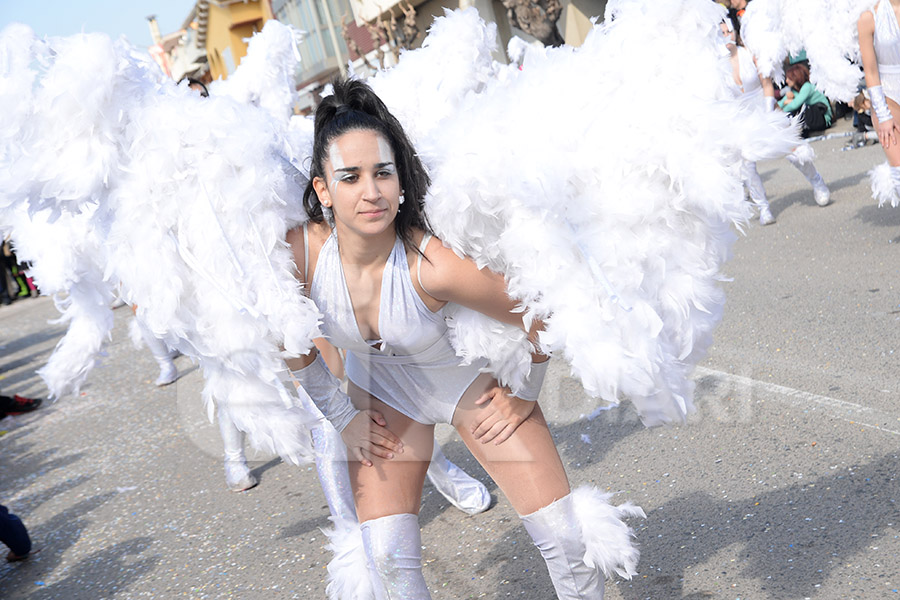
top-left (1, 116), bottom-right (898, 600)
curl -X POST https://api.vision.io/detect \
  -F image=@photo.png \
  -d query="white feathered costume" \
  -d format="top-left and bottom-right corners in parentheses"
top-left (1, 1), bottom-right (797, 461)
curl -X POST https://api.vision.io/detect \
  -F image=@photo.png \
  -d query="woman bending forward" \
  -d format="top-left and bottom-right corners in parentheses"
top-left (284, 78), bottom-right (638, 600)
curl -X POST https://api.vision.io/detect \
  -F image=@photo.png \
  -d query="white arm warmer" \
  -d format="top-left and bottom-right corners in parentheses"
top-left (515, 359), bottom-right (550, 402)
top-left (869, 85), bottom-right (893, 123)
top-left (765, 96), bottom-right (776, 112)
top-left (290, 354), bottom-right (359, 433)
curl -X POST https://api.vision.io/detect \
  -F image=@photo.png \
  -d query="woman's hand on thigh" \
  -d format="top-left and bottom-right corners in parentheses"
top-left (471, 387), bottom-right (536, 445)
top-left (341, 409), bottom-right (404, 467)
top-left (877, 117), bottom-right (898, 148)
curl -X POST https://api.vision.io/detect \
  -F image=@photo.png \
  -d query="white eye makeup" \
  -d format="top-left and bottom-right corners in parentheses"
top-left (329, 143), bottom-right (346, 194)
top-left (377, 136), bottom-right (393, 164)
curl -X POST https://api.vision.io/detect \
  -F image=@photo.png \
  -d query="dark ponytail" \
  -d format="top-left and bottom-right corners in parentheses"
top-left (303, 78), bottom-right (431, 252)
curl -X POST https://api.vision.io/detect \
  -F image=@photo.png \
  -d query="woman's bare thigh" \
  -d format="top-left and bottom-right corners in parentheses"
top-left (451, 373), bottom-right (570, 516)
top-left (347, 381), bottom-right (434, 522)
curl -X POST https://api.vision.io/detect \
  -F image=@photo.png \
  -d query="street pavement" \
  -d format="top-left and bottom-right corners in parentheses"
top-left (1, 115), bottom-right (898, 599)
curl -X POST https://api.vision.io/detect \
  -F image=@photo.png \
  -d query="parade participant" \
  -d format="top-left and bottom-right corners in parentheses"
top-left (283, 77), bottom-right (640, 599)
top-left (859, 0), bottom-right (900, 206)
top-left (721, 17), bottom-right (830, 225)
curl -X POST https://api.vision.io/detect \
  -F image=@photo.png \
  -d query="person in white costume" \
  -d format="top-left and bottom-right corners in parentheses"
top-left (859, 0), bottom-right (900, 205)
top-left (721, 17), bottom-right (831, 226)
top-left (283, 78), bottom-right (642, 600)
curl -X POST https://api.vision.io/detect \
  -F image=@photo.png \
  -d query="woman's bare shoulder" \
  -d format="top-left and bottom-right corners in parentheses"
top-left (410, 228), bottom-right (458, 265)
top-left (859, 8), bottom-right (875, 29)
top-left (286, 220), bottom-right (331, 281)
top-left (286, 220), bottom-right (330, 245)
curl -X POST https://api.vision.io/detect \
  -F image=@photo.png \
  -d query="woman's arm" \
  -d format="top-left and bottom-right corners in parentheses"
top-left (761, 76), bottom-right (776, 111)
top-left (859, 11), bottom-right (882, 90)
top-left (418, 238), bottom-right (547, 445)
top-left (859, 9), bottom-right (898, 147)
top-left (418, 238), bottom-right (542, 343)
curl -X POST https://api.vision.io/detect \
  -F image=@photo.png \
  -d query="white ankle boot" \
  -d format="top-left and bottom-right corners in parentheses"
top-left (520, 487), bottom-right (644, 600)
top-left (360, 513), bottom-right (431, 600)
top-left (426, 444), bottom-right (491, 515)
top-left (787, 149), bottom-right (830, 206)
top-left (218, 411), bottom-right (257, 492)
top-left (742, 161), bottom-right (775, 225)
top-left (133, 318), bottom-right (178, 386)
top-left (758, 205), bottom-right (776, 226)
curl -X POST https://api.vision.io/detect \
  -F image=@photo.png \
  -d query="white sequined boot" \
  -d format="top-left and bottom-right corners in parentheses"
top-left (520, 487), bottom-right (645, 600)
top-left (360, 513), bottom-right (431, 600)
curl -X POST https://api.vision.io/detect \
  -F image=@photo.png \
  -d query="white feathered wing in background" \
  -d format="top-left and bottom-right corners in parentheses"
top-left (742, 0), bottom-right (876, 101)
top-left (0, 22), bottom-right (323, 464)
top-left (369, 1), bottom-right (799, 425)
top-left (1, 0), bottom-right (801, 461)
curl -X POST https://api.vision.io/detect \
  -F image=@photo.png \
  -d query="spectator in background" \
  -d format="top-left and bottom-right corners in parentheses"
top-left (183, 77), bottom-right (209, 98)
top-left (850, 81), bottom-right (874, 149)
top-left (0, 391), bottom-right (42, 421)
top-left (0, 504), bottom-right (34, 562)
top-left (728, 0), bottom-right (751, 31)
top-left (0, 239), bottom-right (15, 305)
top-left (778, 62), bottom-right (834, 137)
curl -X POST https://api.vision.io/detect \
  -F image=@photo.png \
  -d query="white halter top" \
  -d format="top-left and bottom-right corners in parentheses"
top-left (308, 229), bottom-right (487, 424)
top-left (875, 0), bottom-right (900, 102)
top-left (736, 47), bottom-right (762, 99)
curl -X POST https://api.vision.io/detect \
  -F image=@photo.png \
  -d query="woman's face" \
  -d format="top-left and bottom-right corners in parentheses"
top-left (719, 22), bottom-right (736, 45)
top-left (313, 128), bottom-right (401, 237)
top-left (785, 73), bottom-right (796, 89)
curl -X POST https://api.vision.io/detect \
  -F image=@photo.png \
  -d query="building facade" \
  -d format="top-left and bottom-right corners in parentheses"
top-left (155, 0), bottom-right (608, 109)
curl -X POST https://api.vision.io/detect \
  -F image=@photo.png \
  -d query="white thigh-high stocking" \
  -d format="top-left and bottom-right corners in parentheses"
top-left (520, 487), bottom-right (645, 600)
top-left (742, 161), bottom-right (775, 225)
top-left (217, 407), bottom-right (257, 492)
top-left (360, 513), bottom-right (431, 600)
top-left (786, 147), bottom-right (830, 206)
top-left (426, 444), bottom-right (491, 515)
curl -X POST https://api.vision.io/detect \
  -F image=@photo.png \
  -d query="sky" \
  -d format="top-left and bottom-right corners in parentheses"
top-left (1, 0), bottom-right (199, 48)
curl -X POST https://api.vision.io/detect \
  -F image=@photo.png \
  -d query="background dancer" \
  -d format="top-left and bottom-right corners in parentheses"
top-left (859, 0), bottom-right (900, 206)
top-left (721, 16), bottom-right (830, 226)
